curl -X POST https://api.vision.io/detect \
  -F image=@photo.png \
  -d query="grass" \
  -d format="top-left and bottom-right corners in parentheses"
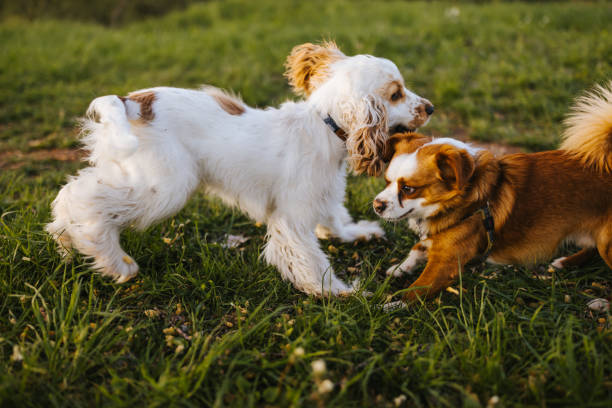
top-left (1, 1), bottom-right (612, 406)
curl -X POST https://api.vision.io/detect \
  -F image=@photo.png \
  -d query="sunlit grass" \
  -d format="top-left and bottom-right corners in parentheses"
top-left (1, 1), bottom-right (612, 406)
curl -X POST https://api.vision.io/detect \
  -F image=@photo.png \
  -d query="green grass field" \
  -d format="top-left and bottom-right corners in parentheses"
top-left (2, 1), bottom-right (612, 406)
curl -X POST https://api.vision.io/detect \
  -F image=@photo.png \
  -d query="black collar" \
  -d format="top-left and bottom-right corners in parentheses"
top-left (463, 202), bottom-right (495, 263)
top-left (323, 115), bottom-right (347, 142)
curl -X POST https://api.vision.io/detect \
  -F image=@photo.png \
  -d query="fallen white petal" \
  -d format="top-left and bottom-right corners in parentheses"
top-left (382, 300), bottom-right (407, 312)
top-left (222, 234), bottom-right (250, 249)
top-left (587, 298), bottom-right (610, 313)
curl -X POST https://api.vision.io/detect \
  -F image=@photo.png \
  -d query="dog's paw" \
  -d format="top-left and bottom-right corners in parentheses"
top-left (386, 263), bottom-right (406, 277)
top-left (115, 256), bottom-right (139, 283)
top-left (338, 220), bottom-right (385, 242)
top-left (315, 224), bottom-right (333, 240)
top-left (345, 277), bottom-right (373, 297)
top-left (355, 220), bottom-right (385, 239)
top-left (100, 255), bottom-right (139, 283)
top-left (550, 256), bottom-right (566, 270)
top-left (326, 276), bottom-right (355, 297)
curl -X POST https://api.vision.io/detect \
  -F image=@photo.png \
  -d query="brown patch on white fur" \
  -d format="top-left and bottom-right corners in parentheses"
top-left (377, 127), bottom-right (612, 302)
top-left (381, 80), bottom-right (406, 105)
top-left (127, 91), bottom-right (156, 123)
top-left (204, 87), bottom-right (246, 116)
top-left (284, 41), bottom-right (345, 96)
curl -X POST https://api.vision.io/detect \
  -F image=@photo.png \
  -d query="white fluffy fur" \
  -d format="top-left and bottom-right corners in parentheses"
top-left (47, 46), bottom-right (431, 295)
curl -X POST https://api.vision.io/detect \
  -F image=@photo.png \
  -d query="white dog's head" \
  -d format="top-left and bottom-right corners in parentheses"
top-left (285, 41), bottom-right (433, 176)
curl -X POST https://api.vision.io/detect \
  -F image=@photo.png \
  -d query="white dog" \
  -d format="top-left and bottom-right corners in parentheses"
top-left (46, 42), bottom-right (433, 296)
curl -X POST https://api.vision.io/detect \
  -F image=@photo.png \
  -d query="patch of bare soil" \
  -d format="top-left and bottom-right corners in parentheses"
top-left (0, 148), bottom-right (85, 170)
top-left (446, 128), bottom-right (526, 156)
top-left (467, 139), bottom-right (525, 156)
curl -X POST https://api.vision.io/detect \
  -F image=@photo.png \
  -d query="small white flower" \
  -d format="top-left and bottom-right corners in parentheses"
top-left (317, 379), bottom-right (334, 394)
top-left (11, 345), bottom-right (23, 362)
top-left (222, 234), bottom-right (250, 249)
top-left (394, 395), bottom-right (407, 407)
top-left (487, 395), bottom-right (500, 408)
top-left (311, 359), bottom-right (327, 376)
top-left (293, 346), bottom-right (305, 358)
top-left (445, 7), bottom-right (460, 18)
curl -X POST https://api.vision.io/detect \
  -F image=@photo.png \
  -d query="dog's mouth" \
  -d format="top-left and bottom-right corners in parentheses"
top-left (386, 208), bottom-right (414, 222)
top-left (390, 124), bottom-right (416, 134)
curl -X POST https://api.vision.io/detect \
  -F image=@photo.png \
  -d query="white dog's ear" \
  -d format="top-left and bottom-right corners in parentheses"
top-left (343, 95), bottom-right (388, 176)
top-left (284, 41), bottom-right (345, 96)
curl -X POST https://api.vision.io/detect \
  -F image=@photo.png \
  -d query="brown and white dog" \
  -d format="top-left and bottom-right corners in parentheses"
top-left (373, 82), bottom-right (612, 301)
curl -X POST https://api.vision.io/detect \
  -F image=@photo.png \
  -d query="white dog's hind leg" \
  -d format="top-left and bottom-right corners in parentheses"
top-left (47, 169), bottom-right (142, 282)
top-left (75, 223), bottom-right (139, 283)
top-left (47, 211), bottom-right (139, 283)
top-left (265, 218), bottom-right (355, 296)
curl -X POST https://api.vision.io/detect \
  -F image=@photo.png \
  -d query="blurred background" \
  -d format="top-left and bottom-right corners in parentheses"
top-left (1, 0), bottom-right (611, 169)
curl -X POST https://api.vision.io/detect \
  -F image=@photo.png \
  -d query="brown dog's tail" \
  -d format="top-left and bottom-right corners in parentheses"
top-left (561, 81), bottom-right (612, 173)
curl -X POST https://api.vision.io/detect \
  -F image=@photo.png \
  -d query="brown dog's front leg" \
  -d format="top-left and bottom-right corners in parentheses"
top-left (402, 258), bottom-right (462, 301)
top-left (402, 226), bottom-right (482, 301)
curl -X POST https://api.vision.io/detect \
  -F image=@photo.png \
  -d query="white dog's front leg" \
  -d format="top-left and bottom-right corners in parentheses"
top-left (264, 218), bottom-right (356, 296)
top-left (316, 203), bottom-right (384, 242)
top-left (386, 239), bottom-right (430, 277)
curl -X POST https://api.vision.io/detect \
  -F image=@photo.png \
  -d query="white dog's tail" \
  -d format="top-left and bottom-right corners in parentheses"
top-left (81, 95), bottom-right (139, 163)
top-left (561, 81), bottom-right (612, 173)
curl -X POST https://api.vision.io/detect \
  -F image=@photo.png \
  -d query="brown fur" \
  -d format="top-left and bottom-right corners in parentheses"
top-left (383, 132), bottom-right (430, 163)
top-left (127, 91), bottom-right (156, 123)
top-left (345, 95), bottom-right (389, 176)
top-left (284, 41), bottom-right (345, 96)
top-left (205, 88), bottom-right (246, 116)
top-left (557, 248), bottom-right (598, 268)
top-left (382, 130), bottom-right (612, 302)
top-left (380, 80), bottom-right (406, 105)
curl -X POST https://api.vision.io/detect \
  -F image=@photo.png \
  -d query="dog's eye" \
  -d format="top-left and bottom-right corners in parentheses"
top-left (391, 91), bottom-right (403, 101)
top-left (401, 185), bottom-right (416, 194)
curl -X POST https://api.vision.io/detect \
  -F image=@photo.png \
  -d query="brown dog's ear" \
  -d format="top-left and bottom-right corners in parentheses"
top-left (382, 132), bottom-right (429, 163)
top-left (284, 41), bottom-right (345, 96)
top-left (435, 146), bottom-right (475, 190)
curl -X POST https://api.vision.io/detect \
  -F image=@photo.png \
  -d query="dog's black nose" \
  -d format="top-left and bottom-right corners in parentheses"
top-left (373, 199), bottom-right (387, 214)
top-left (425, 104), bottom-right (434, 116)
